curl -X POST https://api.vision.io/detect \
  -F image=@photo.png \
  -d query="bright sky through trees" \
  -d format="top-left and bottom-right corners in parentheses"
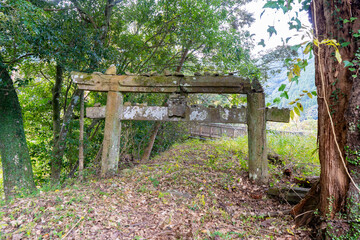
top-left (244, 0), bottom-right (312, 55)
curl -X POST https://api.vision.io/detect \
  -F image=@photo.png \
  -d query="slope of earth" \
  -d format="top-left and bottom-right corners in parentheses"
top-left (0, 138), bottom-right (314, 239)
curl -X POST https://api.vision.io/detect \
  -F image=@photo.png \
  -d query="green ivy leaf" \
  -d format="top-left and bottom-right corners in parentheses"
top-left (341, 42), bottom-right (351, 47)
top-left (311, 91), bottom-right (317, 96)
top-left (267, 26), bottom-right (277, 38)
top-left (258, 39), bottom-right (266, 47)
top-left (278, 84), bottom-right (286, 92)
top-left (280, 91), bottom-right (289, 99)
top-left (289, 17), bottom-right (302, 31)
top-left (344, 60), bottom-right (354, 67)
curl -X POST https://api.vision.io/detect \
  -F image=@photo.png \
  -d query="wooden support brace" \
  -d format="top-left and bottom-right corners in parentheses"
top-left (247, 92), bottom-right (268, 183)
top-left (101, 91), bottom-right (123, 177)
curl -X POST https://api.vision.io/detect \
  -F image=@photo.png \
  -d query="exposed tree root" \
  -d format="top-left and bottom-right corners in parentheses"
top-left (291, 181), bottom-right (321, 227)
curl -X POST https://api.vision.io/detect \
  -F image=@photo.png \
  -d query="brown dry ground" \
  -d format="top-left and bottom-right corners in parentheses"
top-left (0, 139), bottom-right (313, 239)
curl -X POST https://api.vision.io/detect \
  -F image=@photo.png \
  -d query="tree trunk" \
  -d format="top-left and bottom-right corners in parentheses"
top-left (53, 64), bottom-right (63, 148)
top-left (293, 0), bottom-right (360, 229)
top-left (51, 89), bottom-right (82, 184)
top-left (0, 61), bottom-right (36, 198)
top-left (141, 122), bottom-right (162, 161)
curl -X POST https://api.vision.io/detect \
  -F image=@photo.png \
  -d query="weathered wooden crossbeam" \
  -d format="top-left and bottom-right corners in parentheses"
top-left (71, 72), bottom-right (262, 93)
top-left (86, 105), bottom-right (290, 123)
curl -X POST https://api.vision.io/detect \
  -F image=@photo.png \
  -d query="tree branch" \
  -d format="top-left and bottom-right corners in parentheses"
top-left (4, 53), bottom-right (35, 65)
top-left (70, 0), bottom-right (98, 29)
top-left (43, 7), bottom-right (76, 11)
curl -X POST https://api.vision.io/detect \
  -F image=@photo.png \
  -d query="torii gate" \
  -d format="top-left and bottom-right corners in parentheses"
top-left (72, 66), bottom-right (289, 183)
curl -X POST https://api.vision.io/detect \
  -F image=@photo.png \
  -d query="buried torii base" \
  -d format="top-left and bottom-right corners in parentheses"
top-left (72, 68), bottom-right (290, 183)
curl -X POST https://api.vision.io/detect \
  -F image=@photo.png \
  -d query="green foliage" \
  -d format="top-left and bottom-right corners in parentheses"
top-left (1, 0), bottom-right (261, 196)
top-left (268, 133), bottom-right (319, 177)
top-left (262, 46), bottom-right (317, 120)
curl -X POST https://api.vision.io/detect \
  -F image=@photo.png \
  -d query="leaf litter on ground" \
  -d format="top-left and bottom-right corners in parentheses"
top-left (0, 138), bottom-right (314, 239)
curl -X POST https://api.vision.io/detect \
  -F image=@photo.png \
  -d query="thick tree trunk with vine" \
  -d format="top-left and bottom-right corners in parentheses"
top-left (293, 0), bottom-right (360, 232)
top-left (0, 61), bottom-right (36, 198)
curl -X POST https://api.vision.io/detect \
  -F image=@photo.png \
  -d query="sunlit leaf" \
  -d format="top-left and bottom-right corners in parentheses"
top-left (313, 38), bottom-right (319, 47)
top-left (297, 102), bottom-right (303, 111)
top-left (307, 92), bottom-right (313, 98)
top-left (294, 106), bottom-right (301, 116)
top-left (303, 42), bottom-right (312, 54)
top-left (335, 49), bottom-right (342, 63)
top-left (287, 71), bottom-right (293, 82)
top-left (290, 110), bottom-right (294, 120)
top-left (293, 65), bottom-right (301, 76)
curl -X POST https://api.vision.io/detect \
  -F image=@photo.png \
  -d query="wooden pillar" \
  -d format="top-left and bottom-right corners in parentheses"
top-left (247, 92), bottom-right (268, 182)
top-left (79, 90), bottom-right (84, 181)
top-left (101, 91), bottom-right (123, 177)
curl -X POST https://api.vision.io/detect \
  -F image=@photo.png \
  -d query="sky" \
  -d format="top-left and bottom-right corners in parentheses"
top-left (244, 0), bottom-right (312, 55)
